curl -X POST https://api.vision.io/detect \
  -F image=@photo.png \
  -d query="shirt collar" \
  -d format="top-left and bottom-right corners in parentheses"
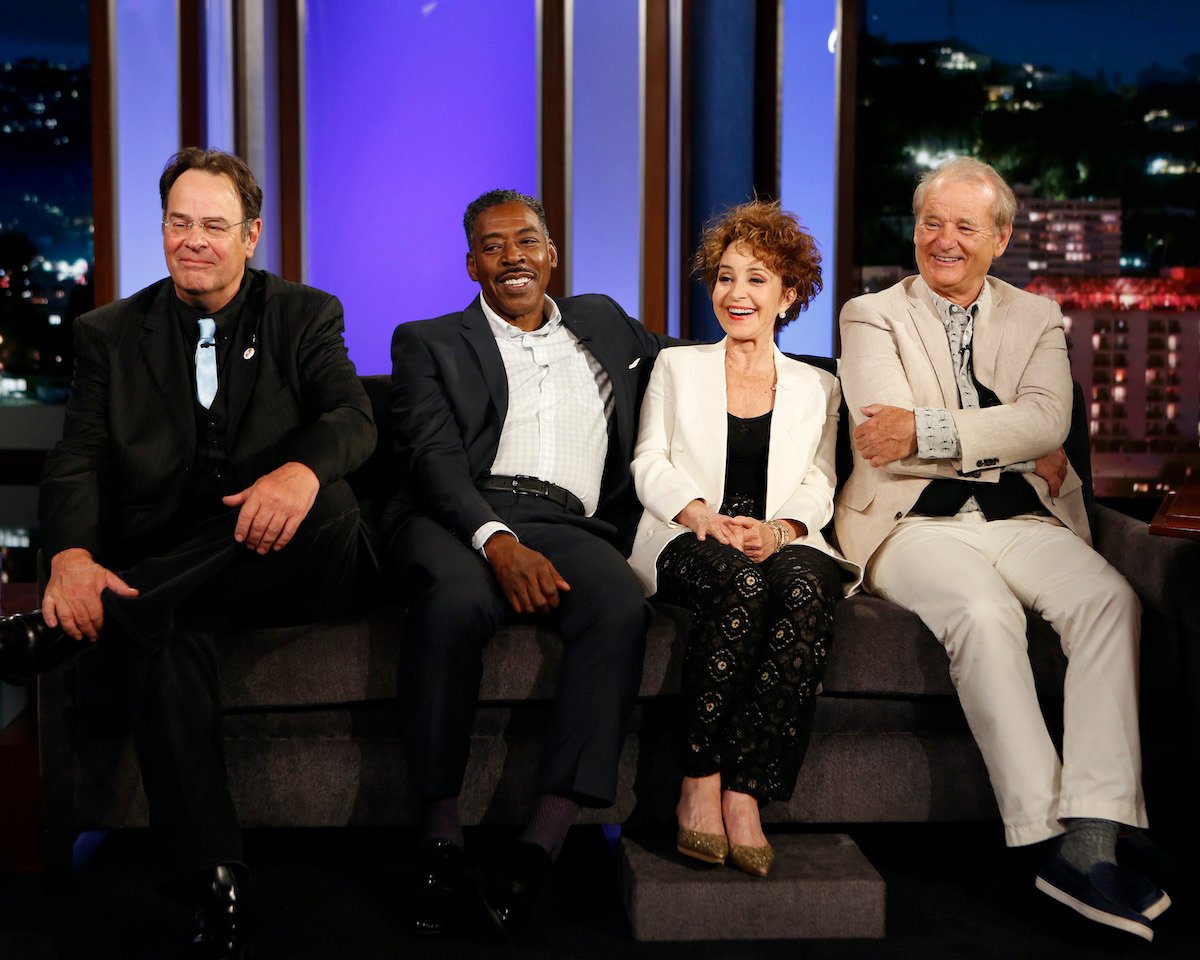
top-left (173, 269), bottom-right (251, 335)
top-left (479, 292), bottom-right (562, 340)
top-left (925, 281), bottom-right (988, 328)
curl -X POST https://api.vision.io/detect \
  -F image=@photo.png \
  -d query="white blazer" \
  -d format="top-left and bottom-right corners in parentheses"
top-left (628, 339), bottom-right (862, 597)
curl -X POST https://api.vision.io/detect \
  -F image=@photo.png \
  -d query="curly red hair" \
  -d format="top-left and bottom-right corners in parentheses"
top-left (693, 200), bottom-right (822, 329)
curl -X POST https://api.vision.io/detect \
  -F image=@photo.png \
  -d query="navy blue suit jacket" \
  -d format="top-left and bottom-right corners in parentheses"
top-left (382, 293), bottom-right (668, 556)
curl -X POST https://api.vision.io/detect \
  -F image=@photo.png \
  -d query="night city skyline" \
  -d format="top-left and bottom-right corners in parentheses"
top-left (0, 1), bottom-right (92, 403)
top-left (866, 0), bottom-right (1199, 85)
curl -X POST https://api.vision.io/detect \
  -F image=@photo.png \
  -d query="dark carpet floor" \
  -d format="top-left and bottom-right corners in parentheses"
top-left (0, 822), bottom-right (1196, 959)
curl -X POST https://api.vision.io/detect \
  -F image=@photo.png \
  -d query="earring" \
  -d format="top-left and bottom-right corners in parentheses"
top-left (778, 310), bottom-right (787, 319)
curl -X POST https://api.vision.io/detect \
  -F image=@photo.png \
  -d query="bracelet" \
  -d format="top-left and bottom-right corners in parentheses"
top-left (767, 520), bottom-right (791, 553)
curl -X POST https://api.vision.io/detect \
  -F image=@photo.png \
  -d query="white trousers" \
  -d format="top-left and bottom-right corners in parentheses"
top-left (866, 512), bottom-right (1147, 846)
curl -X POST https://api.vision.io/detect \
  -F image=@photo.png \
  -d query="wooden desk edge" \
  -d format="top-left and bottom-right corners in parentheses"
top-left (1150, 491), bottom-right (1200, 539)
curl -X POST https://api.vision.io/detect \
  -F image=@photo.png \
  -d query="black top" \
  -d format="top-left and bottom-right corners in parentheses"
top-left (721, 411), bottom-right (771, 520)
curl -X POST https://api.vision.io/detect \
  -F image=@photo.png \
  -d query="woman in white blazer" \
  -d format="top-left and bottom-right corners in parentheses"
top-left (629, 201), bottom-right (859, 877)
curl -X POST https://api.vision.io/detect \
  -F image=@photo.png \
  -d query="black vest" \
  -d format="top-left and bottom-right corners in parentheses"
top-left (910, 372), bottom-right (1045, 520)
top-left (175, 284), bottom-right (249, 519)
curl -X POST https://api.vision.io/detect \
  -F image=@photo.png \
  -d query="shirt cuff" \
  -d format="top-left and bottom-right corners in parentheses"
top-left (1003, 460), bottom-right (1036, 473)
top-left (914, 407), bottom-right (961, 460)
top-left (472, 521), bottom-right (517, 556)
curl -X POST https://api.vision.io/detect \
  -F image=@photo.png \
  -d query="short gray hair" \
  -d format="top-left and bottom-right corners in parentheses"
top-left (463, 189), bottom-right (548, 248)
top-left (912, 157), bottom-right (1017, 230)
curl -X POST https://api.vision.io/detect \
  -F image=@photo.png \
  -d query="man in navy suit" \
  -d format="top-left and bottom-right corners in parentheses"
top-left (382, 189), bottom-right (667, 934)
top-left (0, 148), bottom-right (375, 959)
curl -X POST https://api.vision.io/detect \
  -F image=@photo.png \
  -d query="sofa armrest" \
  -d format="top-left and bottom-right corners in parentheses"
top-left (1093, 503), bottom-right (1200, 624)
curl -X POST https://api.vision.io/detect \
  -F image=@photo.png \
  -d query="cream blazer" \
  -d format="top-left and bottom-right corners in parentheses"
top-left (628, 340), bottom-right (861, 597)
top-left (834, 275), bottom-right (1090, 571)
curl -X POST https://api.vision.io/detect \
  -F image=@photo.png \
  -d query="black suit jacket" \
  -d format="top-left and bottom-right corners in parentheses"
top-left (381, 293), bottom-right (667, 555)
top-left (39, 269), bottom-right (376, 563)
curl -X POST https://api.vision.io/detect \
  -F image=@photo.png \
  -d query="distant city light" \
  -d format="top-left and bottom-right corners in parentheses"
top-left (938, 49), bottom-right (979, 71)
top-left (1026, 274), bottom-right (1200, 311)
top-left (1148, 156), bottom-right (1196, 175)
top-left (910, 146), bottom-right (962, 169)
top-left (54, 259), bottom-right (88, 282)
top-left (48, 314), bottom-right (62, 326)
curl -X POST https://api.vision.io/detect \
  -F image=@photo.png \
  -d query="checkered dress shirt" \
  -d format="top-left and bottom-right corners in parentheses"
top-left (471, 294), bottom-right (613, 552)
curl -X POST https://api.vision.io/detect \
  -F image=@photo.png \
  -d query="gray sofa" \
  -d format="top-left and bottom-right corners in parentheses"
top-left (38, 371), bottom-right (1200, 843)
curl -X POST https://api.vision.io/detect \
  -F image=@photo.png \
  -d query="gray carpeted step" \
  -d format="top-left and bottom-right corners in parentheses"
top-left (618, 832), bottom-right (885, 941)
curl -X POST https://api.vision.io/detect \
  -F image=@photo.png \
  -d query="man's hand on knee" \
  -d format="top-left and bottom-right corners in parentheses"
top-left (484, 533), bottom-right (571, 615)
top-left (42, 547), bottom-right (138, 642)
top-left (223, 461), bottom-right (320, 554)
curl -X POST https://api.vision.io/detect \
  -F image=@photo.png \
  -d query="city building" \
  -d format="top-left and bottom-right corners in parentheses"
top-left (994, 188), bottom-right (1122, 288)
top-left (1026, 271), bottom-right (1200, 496)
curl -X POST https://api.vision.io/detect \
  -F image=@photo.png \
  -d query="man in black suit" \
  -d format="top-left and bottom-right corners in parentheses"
top-left (0, 148), bottom-right (375, 959)
top-left (382, 189), bottom-right (667, 934)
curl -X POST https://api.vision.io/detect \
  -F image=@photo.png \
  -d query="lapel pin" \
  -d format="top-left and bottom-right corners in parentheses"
top-left (243, 347), bottom-right (255, 360)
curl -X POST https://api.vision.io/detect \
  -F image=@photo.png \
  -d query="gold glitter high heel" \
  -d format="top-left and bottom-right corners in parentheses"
top-left (676, 826), bottom-right (729, 865)
top-left (728, 841), bottom-right (774, 877)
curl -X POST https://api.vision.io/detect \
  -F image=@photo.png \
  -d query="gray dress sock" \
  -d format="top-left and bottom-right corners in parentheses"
top-left (420, 796), bottom-right (464, 849)
top-left (1058, 818), bottom-right (1119, 872)
top-left (518, 794), bottom-right (580, 860)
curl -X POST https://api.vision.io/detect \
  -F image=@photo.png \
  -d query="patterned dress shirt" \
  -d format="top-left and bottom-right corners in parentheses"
top-left (471, 293), bottom-right (613, 552)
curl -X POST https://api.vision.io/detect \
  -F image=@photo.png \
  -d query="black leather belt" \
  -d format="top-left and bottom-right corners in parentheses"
top-left (478, 474), bottom-right (585, 515)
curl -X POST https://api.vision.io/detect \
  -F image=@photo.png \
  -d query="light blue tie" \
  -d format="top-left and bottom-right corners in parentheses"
top-left (195, 317), bottom-right (217, 408)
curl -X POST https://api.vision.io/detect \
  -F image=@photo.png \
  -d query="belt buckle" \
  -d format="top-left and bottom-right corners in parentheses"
top-left (512, 474), bottom-right (548, 499)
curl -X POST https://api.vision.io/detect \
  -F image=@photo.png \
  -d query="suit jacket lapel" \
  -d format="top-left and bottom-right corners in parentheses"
top-left (765, 346), bottom-right (803, 519)
top-left (908, 277), bottom-right (957, 408)
top-left (139, 282), bottom-right (196, 452)
top-left (697, 340), bottom-right (729, 501)
top-left (971, 279), bottom-right (1009, 390)
top-left (225, 271), bottom-right (265, 443)
top-left (460, 296), bottom-right (508, 422)
top-left (561, 302), bottom-right (634, 453)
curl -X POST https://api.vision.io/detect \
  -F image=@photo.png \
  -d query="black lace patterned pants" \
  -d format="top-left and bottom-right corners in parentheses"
top-left (655, 536), bottom-right (842, 802)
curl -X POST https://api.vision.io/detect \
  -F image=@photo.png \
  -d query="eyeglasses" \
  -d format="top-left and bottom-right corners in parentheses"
top-left (162, 217), bottom-right (252, 239)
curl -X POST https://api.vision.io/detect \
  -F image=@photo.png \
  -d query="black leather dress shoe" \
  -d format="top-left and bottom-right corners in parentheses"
top-left (0, 611), bottom-right (84, 686)
top-left (411, 839), bottom-right (464, 935)
top-left (190, 864), bottom-right (251, 959)
top-left (478, 841), bottom-right (552, 936)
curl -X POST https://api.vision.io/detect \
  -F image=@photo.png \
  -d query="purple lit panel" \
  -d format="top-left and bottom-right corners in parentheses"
top-left (570, 0), bottom-right (641, 315)
top-left (305, 0), bottom-right (538, 373)
top-left (778, 0), bottom-right (838, 357)
top-left (115, 1), bottom-right (180, 296)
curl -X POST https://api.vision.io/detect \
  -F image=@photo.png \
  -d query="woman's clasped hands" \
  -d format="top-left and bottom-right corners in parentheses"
top-left (674, 500), bottom-right (778, 562)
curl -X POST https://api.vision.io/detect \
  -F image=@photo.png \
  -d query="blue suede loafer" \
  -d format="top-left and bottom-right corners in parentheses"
top-left (1114, 863), bottom-right (1171, 920)
top-left (1035, 853), bottom-right (1153, 941)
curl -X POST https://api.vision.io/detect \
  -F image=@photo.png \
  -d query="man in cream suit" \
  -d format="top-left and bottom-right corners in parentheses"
top-left (835, 157), bottom-right (1166, 939)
